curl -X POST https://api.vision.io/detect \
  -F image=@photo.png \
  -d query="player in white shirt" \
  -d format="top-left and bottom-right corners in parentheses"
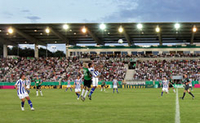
top-left (14, 74), bottom-right (34, 111)
top-left (25, 77), bottom-right (31, 94)
top-left (189, 78), bottom-right (193, 91)
top-left (66, 78), bottom-right (72, 92)
top-left (88, 63), bottom-right (100, 100)
top-left (74, 76), bottom-right (82, 100)
top-left (161, 77), bottom-right (169, 96)
top-left (113, 77), bottom-right (119, 93)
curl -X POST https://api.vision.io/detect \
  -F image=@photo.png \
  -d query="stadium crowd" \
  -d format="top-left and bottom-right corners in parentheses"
top-left (80, 53), bottom-right (200, 59)
top-left (133, 59), bottom-right (200, 81)
top-left (0, 57), bottom-right (127, 82)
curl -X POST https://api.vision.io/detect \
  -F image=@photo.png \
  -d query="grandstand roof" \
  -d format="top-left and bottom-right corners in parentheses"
top-left (0, 22), bottom-right (200, 46)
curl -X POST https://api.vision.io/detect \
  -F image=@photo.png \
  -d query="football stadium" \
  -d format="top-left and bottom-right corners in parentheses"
top-left (0, 1), bottom-right (200, 123)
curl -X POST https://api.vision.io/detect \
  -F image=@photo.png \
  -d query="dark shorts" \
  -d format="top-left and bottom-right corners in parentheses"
top-left (36, 85), bottom-right (41, 89)
top-left (184, 85), bottom-right (189, 90)
top-left (169, 84), bottom-right (174, 88)
top-left (84, 79), bottom-right (92, 88)
top-left (101, 85), bottom-right (105, 87)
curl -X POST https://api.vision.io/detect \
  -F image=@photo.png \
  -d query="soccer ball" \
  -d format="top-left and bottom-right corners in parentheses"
top-left (118, 39), bottom-right (123, 44)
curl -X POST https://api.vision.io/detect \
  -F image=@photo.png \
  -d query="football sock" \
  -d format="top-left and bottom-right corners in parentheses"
top-left (21, 101), bottom-right (24, 107)
top-left (116, 89), bottom-right (119, 93)
top-left (70, 88), bottom-right (72, 91)
top-left (182, 92), bottom-right (186, 99)
top-left (189, 92), bottom-right (194, 97)
top-left (161, 92), bottom-right (163, 96)
top-left (28, 100), bottom-right (33, 108)
top-left (66, 88), bottom-right (68, 91)
top-left (84, 90), bottom-right (89, 98)
top-left (77, 93), bottom-right (80, 98)
top-left (81, 89), bottom-right (85, 96)
top-left (173, 89), bottom-right (175, 93)
top-left (113, 89), bottom-right (115, 93)
top-left (36, 91), bottom-right (38, 95)
top-left (89, 88), bottom-right (95, 96)
top-left (40, 91), bottom-right (43, 95)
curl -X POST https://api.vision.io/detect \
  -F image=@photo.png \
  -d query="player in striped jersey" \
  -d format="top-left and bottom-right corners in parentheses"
top-left (161, 76), bottom-right (169, 96)
top-left (14, 74), bottom-right (34, 111)
top-left (113, 77), bottom-right (119, 93)
top-left (66, 78), bottom-right (72, 92)
top-left (74, 76), bottom-right (82, 100)
top-left (25, 77), bottom-right (31, 94)
top-left (88, 63), bottom-right (100, 100)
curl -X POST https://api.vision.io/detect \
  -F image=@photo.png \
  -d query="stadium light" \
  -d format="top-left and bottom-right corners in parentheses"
top-left (8, 28), bottom-right (13, 34)
top-left (155, 26), bottom-right (160, 33)
top-left (82, 27), bottom-right (87, 33)
top-left (193, 26), bottom-right (197, 33)
top-left (99, 23), bottom-right (106, 30)
top-left (174, 23), bottom-right (180, 30)
top-left (7, 45), bottom-right (13, 49)
top-left (118, 26), bottom-right (123, 33)
top-left (137, 24), bottom-right (143, 30)
top-left (63, 24), bottom-right (69, 30)
top-left (45, 28), bottom-right (50, 34)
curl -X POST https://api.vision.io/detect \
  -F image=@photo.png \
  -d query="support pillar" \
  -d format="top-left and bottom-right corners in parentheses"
top-left (34, 44), bottom-right (39, 58)
top-left (66, 46), bottom-right (69, 58)
top-left (3, 44), bottom-right (8, 58)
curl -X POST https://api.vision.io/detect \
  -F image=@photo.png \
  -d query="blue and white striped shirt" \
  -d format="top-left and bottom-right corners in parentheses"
top-left (89, 67), bottom-right (100, 78)
top-left (15, 79), bottom-right (26, 95)
top-left (25, 79), bottom-right (31, 86)
top-left (74, 79), bottom-right (82, 89)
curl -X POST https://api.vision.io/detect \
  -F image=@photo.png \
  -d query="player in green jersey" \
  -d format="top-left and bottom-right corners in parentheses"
top-left (81, 63), bottom-right (92, 101)
top-left (34, 76), bottom-right (43, 96)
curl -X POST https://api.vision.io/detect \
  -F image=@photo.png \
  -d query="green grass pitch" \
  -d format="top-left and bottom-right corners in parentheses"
top-left (0, 88), bottom-right (200, 123)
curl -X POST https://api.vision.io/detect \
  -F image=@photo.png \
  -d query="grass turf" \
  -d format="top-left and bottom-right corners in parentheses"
top-left (0, 88), bottom-right (199, 123)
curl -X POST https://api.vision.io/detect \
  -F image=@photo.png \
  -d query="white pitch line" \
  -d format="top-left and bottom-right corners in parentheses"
top-left (175, 88), bottom-right (180, 123)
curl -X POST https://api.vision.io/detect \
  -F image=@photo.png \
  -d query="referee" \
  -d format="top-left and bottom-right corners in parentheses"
top-left (180, 74), bottom-right (195, 100)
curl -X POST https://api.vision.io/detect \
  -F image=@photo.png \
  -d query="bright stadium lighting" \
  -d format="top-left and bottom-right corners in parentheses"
top-left (99, 23), bottom-right (106, 30)
top-left (155, 26), bottom-right (160, 33)
top-left (174, 23), bottom-right (180, 30)
top-left (193, 26), bottom-right (197, 32)
top-left (82, 27), bottom-right (87, 33)
top-left (7, 45), bottom-right (13, 49)
top-left (137, 24), bottom-right (143, 30)
top-left (118, 26), bottom-right (123, 33)
top-left (8, 28), bottom-right (13, 34)
top-left (45, 28), bottom-right (50, 33)
top-left (63, 24), bottom-right (69, 30)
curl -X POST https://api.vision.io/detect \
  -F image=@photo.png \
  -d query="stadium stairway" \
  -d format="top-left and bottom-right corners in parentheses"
top-left (124, 64), bottom-right (135, 82)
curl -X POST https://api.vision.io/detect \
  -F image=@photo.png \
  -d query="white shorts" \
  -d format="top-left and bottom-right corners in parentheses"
top-left (18, 92), bottom-right (29, 100)
top-left (26, 85), bottom-right (30, 89)
top-left (67, 85), bottom-right (71, 88)
top-left (162, 88), bottom-right (168, 93)
top-left (92, 78), bottom-right (98, 87)
top-left (75, 88), bottom-right (81, 92)
top-left (113, 85), bottom-right (118, 89)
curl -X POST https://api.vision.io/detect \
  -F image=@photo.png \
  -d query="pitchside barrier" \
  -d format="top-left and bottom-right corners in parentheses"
top-left (0, 81), bottom-right (199, 89)
top-left (0, 81), bottom-right (122, 89)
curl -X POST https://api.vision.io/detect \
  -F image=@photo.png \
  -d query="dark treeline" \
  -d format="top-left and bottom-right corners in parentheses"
top-left (0, 44), bottom-right (65, 57)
